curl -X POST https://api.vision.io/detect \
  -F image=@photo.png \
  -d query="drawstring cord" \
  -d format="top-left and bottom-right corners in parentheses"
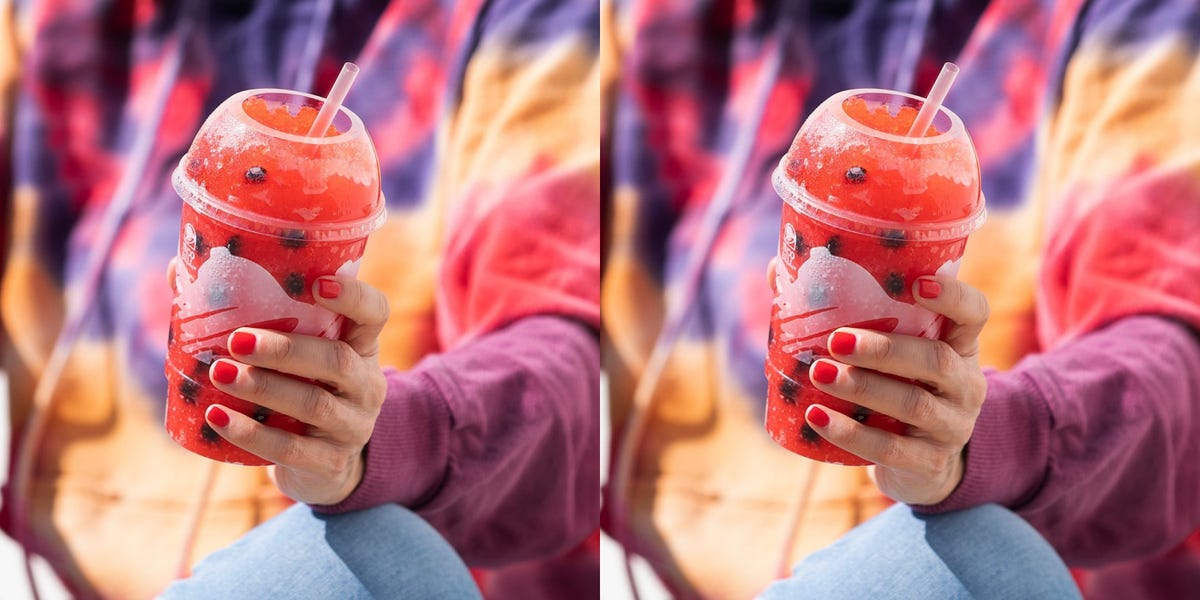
top-left (167, 0), bottom-right (337, 583)
top-left (10, 0), bottom-right (337, 591)
top-left (774, 461), bottom-right (819, 579)
top-left (609, 14), bottom-right (793, 598)
top-left (174, 461), bottom-right (220, 579)
top-left (11, 4), bottom-right (199, 596)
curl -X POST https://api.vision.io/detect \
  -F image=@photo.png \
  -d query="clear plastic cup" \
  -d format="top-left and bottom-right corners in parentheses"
top-left (765, 89), bottom-right (985, 465)
top-left (165, 89), bottom-right (385, 465)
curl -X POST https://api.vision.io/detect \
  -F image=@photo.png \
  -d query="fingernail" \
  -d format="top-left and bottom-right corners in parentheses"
top-left (918, 279), bottom-right (942, 299)
top-left (811, 360), bottom-right (839, 385)
top-left (230, 331), bottom-right (256, 355)
top-left (206, 405), bottom-right (230, 428)
top-left (830, 331), bottom-right (856, 355)
top-left (212, 360), bottom-right (239, 385)
top-left (318, 279), bottom-right (341, 299)
top-left (806, 405), bottom-right (830, 428)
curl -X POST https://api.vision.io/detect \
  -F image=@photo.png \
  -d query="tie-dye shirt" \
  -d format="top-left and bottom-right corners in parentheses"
top-left (603, 0), bottom-right (1200, 597)
top-left (0, 0), bottom-right (600, 597)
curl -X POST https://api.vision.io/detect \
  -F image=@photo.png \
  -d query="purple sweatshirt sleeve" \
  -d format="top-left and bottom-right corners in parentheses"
top-left (311, 315), bottom-right (600, 567)
top-left (914, 315), bottom-right (1200, 566)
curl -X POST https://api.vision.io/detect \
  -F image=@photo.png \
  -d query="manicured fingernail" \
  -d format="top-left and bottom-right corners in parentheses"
top-left (212, 360), bottom-right (239, 385)
top-left (230, 331), bottom-right (256, 355)
top-left (206, 405), bottom-right (230, 428)
top-left (806, 405), bottom-right (830, 428)
top-left (811, 360), bottom-right (839, 385)
top-left (830, 331), bottom-right (856, 355)
top-left (918, 279), bottom-right (942, 299)
top-left (318, 279), bottom-right (341, 299)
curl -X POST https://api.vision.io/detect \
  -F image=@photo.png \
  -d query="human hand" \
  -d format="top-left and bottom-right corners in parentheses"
top-left (167, 259), bottom-right (390, 505)
top-left (767, 259), bottom-right (989, 505)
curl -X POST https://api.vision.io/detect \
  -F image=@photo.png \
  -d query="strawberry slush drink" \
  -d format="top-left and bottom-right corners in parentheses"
top-left (765, 89), bottom-right (985, 465)
top-left (166, 89), bottom-right (385, 465)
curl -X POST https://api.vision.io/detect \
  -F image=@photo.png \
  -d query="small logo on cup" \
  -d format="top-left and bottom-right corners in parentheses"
top-left (782, 223), bottom-right (797, 265)
top-left (182, 223), bottom-right (197, 264)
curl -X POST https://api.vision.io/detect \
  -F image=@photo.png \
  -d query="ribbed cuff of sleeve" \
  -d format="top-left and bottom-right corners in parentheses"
top-left (310, 365), bottom-right (452, 514)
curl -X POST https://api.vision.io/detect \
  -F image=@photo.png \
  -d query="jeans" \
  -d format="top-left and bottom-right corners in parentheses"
top-left (160, 503), bottom-right (481, 599)
top-left (759, 503), bottom-right (1081, 600)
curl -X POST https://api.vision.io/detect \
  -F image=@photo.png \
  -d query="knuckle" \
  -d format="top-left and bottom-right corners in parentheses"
top-left (851, 370), bottom-right (873, 399)
top-left (903, 386), bottom-right (937, 426)
top-left (932, 341), bottom-right (959, 376)
top-left (237, 416), bottom-right (267, 450)
top-left (375, 293), bottom-right (391, 325)
top-left (250, 369), bottom-right (273, 398)
top-left (871, 334), bottom-right (895, 363)
top-left (921, 449), bottom-right (950, 479)
top-left (836, 416), bottom-right (863, 447)
top-left (274, 334), bottom-right (297, 363)
top-left (877, 438), bottom-right (905, 466)
top-left (332, 342), bottom-right (359, 374)
top-left (277, 439), bottom-right (307, 467)
top-left (304, 387), bottom-right (338, 426)
top-left (974, 291), bottom-right (991, 325)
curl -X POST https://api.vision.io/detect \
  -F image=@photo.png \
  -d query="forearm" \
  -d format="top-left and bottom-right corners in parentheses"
top-left (312, 315), bottom-right (600, 566)
top-left (915, 315), bottom-right (1200, 566)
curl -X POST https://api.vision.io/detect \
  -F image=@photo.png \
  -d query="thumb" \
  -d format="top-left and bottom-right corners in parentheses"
top-left (912, 276), bottom-right (990, 357)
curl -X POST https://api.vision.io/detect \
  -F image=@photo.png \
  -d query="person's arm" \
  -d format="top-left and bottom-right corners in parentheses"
top-left (916, 316), bottom-right (1200, 565)
top-left (313, 315), bottom-right (598, 565)
top-left (915, 0), bottom-right (1200, 565)
top-left (313, 0), bottom-right (601, 566)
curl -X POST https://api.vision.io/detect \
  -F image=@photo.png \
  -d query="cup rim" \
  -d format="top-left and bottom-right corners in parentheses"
top-left (828, 88), bottom-right (967, 146)
top-left (772, 167), bottom-right (987, 241)
top-left (172, 165), bottom-right (388, 241)
top-left (229, 88), bottom-right (367, 145)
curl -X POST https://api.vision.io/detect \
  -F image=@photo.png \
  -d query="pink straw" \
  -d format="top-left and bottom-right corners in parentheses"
top-left (307, 62), bottom-right (360, 137)
top-left (906, 62), bottom-right (959, 138)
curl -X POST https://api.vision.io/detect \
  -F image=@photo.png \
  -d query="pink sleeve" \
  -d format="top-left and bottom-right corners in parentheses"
top-left (914, 316), bottom-right (1200, 565)
top-left (919, 0), bottom-right (1200, 565)
top-left (312, 315), bottom-right (600, 566)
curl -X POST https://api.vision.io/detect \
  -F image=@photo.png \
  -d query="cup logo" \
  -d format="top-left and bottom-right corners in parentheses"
top-left (181, 223), bottom-right (197, 265)
top-left (781, 223), bottom-right (797, 267)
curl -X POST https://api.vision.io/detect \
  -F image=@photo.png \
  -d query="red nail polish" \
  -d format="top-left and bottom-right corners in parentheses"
top-left (318, 279), bottom-right (341, 299)
top-left (206, 405), bottom-right (230, 428)
top-left (807, 405), bottom-right (830, 428)
top-left (830, 331), bottom-right (856, 355)
top-left (230, 331), bottom-right (256, 355)
top-left (812, 361), bottom-right (839, 385)
top-left (212, 361), bottom-right (239, 385)
top-left (918, 279), bottom-right (942, 299)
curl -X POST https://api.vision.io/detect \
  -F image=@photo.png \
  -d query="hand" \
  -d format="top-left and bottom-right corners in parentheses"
top-left (167, 259), bottom-right (390, 505)
top-left (767, 259), bottom-right (989, 505)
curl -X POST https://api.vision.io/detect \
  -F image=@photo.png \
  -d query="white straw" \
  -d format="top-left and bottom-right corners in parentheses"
top-left (307, 62), bottom-right (360, 137)
top-left (906, 62), bottom-right (959, 138)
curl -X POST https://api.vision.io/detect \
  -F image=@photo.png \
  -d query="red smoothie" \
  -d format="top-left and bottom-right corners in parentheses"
top-left (166, 90), bottom-right (384, 465)
top-left (765, 90), bottom-right (985, 465)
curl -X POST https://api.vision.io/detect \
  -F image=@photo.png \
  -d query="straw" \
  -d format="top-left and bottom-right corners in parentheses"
top-left (307, 62), bottom-right (360, 137)
top-left (906, 62), bottom-right (959, 138)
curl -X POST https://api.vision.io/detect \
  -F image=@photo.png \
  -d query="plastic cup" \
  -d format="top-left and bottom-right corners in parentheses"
top-left (165, 88), bottom-right (385, 465)
top-left (765, 88), bottom-right (986, 465)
